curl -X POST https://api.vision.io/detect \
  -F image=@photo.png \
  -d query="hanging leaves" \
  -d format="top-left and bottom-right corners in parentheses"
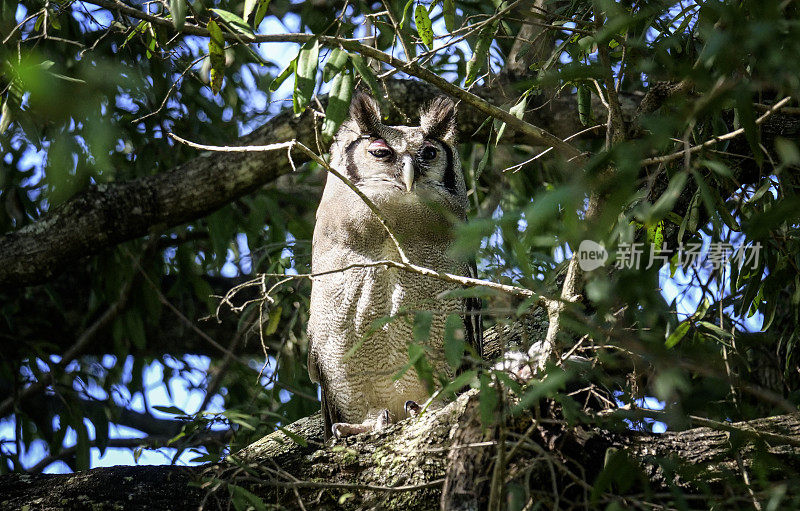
top-left (495, 93), bottom-right (527, 144)
top-left (210, 8), bottom-right (255, 40)
top-left (0, 99), bottom-right (12, 134)
top-left (322, 67), bottom-right (354, 142)
top-left (322, 48), bottom-right (349, 83)
top-left (349, 53), bottom-right (380, 95)
top-left (414, 3), bottom-right (434, 48)
top-left (244, 0), bottom-right (270, 26)
top-left (207, 20), bottom-right (226, 94)
top-left (293, 38), bottom-right (319, 114)
top-left (269, 58), bottom-right (296, 92)
top-left (442, 0), bottom-right (456, 33)
top-left (169, 0), bottom-right (186, 31)
top-left (399, 0), bottom-right (414, 29)
top-left (465, 22), bottom-right (496, 86)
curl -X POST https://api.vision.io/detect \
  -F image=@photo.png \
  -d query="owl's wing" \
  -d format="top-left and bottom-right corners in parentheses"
top-left (308, 351), bottom-right (341, 440)
top-left (463, 260), bottom-right (484, 360)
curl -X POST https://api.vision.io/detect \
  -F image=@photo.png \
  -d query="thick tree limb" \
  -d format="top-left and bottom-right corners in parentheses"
top-left (1, 390), bottom-right (798, 510)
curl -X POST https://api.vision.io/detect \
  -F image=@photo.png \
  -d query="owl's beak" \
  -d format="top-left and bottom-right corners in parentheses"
top-left (402, 155), bottom-right (415, 192)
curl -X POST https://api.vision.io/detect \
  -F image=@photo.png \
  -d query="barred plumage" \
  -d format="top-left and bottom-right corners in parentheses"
top-left (308, 92), bottom-right (482, 439)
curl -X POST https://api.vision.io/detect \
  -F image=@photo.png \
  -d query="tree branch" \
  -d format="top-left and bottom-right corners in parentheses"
top-left (2, 390), bottom-right (798, 509)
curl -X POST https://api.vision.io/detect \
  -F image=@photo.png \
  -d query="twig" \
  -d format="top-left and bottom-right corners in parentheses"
top-left (642, 96), bottom-right (793, 166)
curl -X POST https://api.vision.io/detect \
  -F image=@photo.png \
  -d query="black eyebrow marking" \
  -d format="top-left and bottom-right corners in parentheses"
top-left (430, 138), bottom-right (456, 194)
top-left (345, 138), bottom-right (362, 182)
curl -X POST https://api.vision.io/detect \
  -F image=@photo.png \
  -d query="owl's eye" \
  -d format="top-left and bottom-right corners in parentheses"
top-left (420, 145), bottom-right (438, 161)
top-left (367, 139), bottom-right (392, 159)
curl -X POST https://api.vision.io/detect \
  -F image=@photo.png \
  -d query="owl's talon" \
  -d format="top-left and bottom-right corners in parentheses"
top-left (331, 410), bottom-right (393, 439)
top-left (331, 422), bottom-right (371, 439)
top-left (375, 409), bottom-right (391, 431)
top-left (404, 400), bottom-right (422, 417)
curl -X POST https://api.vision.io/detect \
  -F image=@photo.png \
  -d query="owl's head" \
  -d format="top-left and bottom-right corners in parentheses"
top-left (327, 91), bottom-right (468, 220)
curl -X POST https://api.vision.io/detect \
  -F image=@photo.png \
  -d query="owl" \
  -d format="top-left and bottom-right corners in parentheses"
top-left (307, 91), bottom-right (482, 439)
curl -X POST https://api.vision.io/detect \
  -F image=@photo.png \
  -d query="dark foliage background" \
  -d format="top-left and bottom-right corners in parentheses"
top-left (2, 0), bottom-right (800, 508)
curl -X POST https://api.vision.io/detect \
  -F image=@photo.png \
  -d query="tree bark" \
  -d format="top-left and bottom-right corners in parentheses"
top-left (2, 390), bottom-right (798, 510)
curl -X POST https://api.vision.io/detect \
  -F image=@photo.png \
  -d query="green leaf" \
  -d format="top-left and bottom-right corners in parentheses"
top-left (207, 20), bottom-right (226, 94)
top-left (399, 0), bottom-right (414, 29)
top-left (478, 373), bottom-right (498, 425)
top-left (577, 82), bottom-right (592, 126)
top-left (442, 0), bottom-right (456, 32)
top-left (465, 23), bottom-right (495, 86)
top-left (693, 297), bottom-right (711, 321)
top-left (264, 306), bottom-right (282, 335)
top-left (647, 221), bottom-right (664, 251)
top-left (169, 0), bottom-right (186, 31)
top-left (775, 138), bottom-right (800, 165)
top-left (243, 0), bottom-right (257, 22)
top-left (146, 27), bottom-right (157, 59)
top-left (242, 0), bottom-right (261, 24)
top-left (413, 311), bottom-right (433, 342)
top-left (414, 3), bottom-right (434, 48)
top-left (228, 484), bottom-right (268, 511)
top-left (253, 0), bottom-right (271, 27)
top-left (210, 8), bottom-right (255, 40)
top-left (512, 369), bottom-right (569, 413)
top-left (735, 90), bottom-right (761, 167)
top-left (677, 189), bottom-right (700, 244)
top-left (322, 68), bottom-right (353, 142)
top-left (474, 140), bottom-right (491, 182)
top-left (443, 313), bottom-right (465, 369)
top-left (691, 170), bottom-right (721, 234)
top-left (441, 370), bottom-right (477, 396)
top-left (269, 58), bottom-right (296, 92)
top-left (322, 48), bottom-right (349, 83)
top-left (699, 158), bottom-right (732, 178)
top-left (121, 20), bottom-right (148, 50)
top-left (126, 311), bottom-right (146, 350)
top-left (761, 296), bottom-right (778, 332)
top-left (408, 342), bottom-right (434, 391)
top-left (496, 94), bottom-right (526, 145)
top-left (0, 99), bottom-right (12, 134)
top-left (277, 426), bottom-right (308, 447)
top-left (349, 53), bottom-right (380, 95)
top-left (665, 320), bottom-right (690, 348)
top-left (697, 321), bottom-right (732, 340)
top-left (649, 172), bottom-right (687, 222)
top-left (293, 38), bottom-right (319, 114)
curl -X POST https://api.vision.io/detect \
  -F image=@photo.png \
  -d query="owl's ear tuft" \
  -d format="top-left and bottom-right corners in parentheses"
top-left (420, 96), bottom-right (457, 143)
top-left (348, 90), bottom-right (383, 136)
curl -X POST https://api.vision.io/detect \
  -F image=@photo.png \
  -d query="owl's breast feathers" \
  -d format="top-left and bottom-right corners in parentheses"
top-left (308, 234), bottom-right (480, 433)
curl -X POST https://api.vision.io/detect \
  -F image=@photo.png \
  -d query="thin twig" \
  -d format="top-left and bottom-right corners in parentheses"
top-left (642, 96), bottom-right (793, 166)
